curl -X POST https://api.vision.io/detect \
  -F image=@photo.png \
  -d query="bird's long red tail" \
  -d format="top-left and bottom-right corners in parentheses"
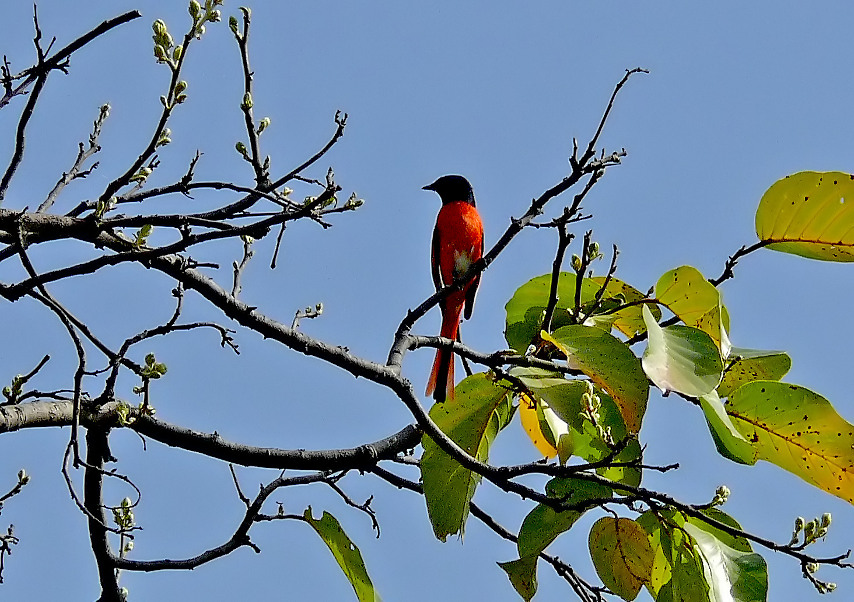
top-left (426, 291), bottom-right (465, 402)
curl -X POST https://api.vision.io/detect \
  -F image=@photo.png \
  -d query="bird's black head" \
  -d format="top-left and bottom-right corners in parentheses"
top-left (423, 174), bottom-right (475, 206)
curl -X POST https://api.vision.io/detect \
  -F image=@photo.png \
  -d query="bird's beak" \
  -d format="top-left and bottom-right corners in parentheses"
top-left (423, 180), bottom-right (438, 192)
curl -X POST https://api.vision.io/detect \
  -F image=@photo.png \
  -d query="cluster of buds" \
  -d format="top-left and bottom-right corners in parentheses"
top-left (189, 0), bottom-right (223, 38)
top-left (152, 19), bottom-right (181, 69)
top-left (579, 381), bottom-right (613, 444)
top-left (17, 468), bottom-right (30, 487)
top-left (130, 166), bottom-right (153, 184)
top-left (140, 353), bottom-right (168, 381)
top-left (789, 512), bottom-right (832, 547)
top-left (2, 374), bottom-right (24, 403)
top-left (344, 192), bottom-right (365, 211)
top-left (112, 497), bottom-right (136, 532)
top-left (710, 484), bottom-right (730, 506)
top-left (94, 196), bottom-right (118, 221)
top-left (157, 127), bottom-right (172, 148)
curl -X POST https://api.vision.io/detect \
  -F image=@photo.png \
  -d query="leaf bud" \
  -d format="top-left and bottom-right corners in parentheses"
top-left (172, 45), bottom-right (183, 62)
top-left (189, 0), bottom-right (201, 19)
top-left (241, 92), bottom-right (253, 110)
top-left (257, 117), bottom-right (271, 133)
top-left (175, 80), bottom-right (188, 95)
top-left (820, 512), bottom-right (832, 528)
top-left (229, 15), bottom-right (239, 34)
top-left (571, 254), bottom-right (582, 272)
top-left (152, 19), bottom-right (167, 37)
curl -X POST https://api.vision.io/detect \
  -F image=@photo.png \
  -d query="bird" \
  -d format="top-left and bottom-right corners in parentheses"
top-left (423, 175), bottom-right (484, 402)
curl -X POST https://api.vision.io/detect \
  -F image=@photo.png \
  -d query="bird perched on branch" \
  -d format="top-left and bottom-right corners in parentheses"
top-left (423, 175), bottom-right (484, 402)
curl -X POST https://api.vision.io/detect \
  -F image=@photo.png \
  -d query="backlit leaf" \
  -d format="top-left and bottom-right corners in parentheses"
top-left (590, 276), bottom-right (660, 337)
top-left (589, 516), bottom-right (654, 601)
top-left (728, 381), bottom-right (854, 504)
top-left (304, 507), bottom-right (380, 602)
top-left (504, 273), bottom-right (600, 353)
top-left (518, 478), bottom-right (613, 558)
top-left (756, 171), bottom-right (854, 261)
top-left (655, 266), bottom-right (730, 356)
top-left (498, 555), bottom-right (538, 601)
top-left (543, 326), bottom-right (649, 434)
top-left (421, 374), bottom-right (513, 540)
top-left (718, 347), bottom-right (791, 398)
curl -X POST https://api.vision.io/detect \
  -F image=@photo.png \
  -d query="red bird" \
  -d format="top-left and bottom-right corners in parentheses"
top-left (423, 175), bottom-right (484, 402)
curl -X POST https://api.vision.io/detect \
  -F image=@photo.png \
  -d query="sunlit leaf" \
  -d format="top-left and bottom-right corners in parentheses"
top-left (718, 347), bottom-right (791, 398)
top-left (518, 478), bottom-right (613, 559)
top-left (504, 273), bottom-right (601, 353)
top-left (304, 507), bottom-right (381, 602)
top-left (421, 374), bottom-right (513, 540)
top-left (684, 520), bottom-right (768, 602)
top-left (756, 171), bottom-right (854, 261)
top-left (543, 326), bottom-right (649, 434)
top-left (655, 266), bottom-right (730, 356)
top-left (498, 555), bottom-right (538, 601)
top-left (642, 305), bottom-right (723, 397)
top-left (589, 516), bottom-right (654, 601)
top-left (638, 510), bottom-right (711, 602)
top-left (700, 391), bottom-right (757, 465)
top-left (590, 276), bottom-right (660, 337)
top-left (518, 394), bottom-right (558, 458)
top-left (728, 381), bottom-right (854, 504)
top-left (511, 368), bottom-right (641, 484)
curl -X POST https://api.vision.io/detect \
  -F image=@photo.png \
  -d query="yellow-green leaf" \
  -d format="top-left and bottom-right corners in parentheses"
top-left (518, 393), bottom-right (558, 459)
top-left (590, 276), bottom-right (660, 337)
top-left (756, 171), bottom-right (854, 261)
top-left (498, 555), bottom-right (538, 601)
top-left (421, 374), bottom-right (513, 540)
top-left (543, 326), bottom-right (649, 434)
top-left (504, 273), bottom-right (601, 353)
top-left (655, 266), bottom-right (730, 356)
top-left (589, 516), bottom-right (654, 601)
top-left (728, 381), bottom-right (854, 504)
top-left (718, 347), bottom-right (791, 398)
top-left (303, 507), bottom-right (380, 602)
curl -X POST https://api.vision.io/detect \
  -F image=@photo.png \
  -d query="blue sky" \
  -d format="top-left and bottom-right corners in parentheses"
top-left (1, 1), bottom-right (854, 600)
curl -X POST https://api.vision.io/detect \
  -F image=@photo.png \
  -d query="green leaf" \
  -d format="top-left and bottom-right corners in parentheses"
top-left (655, 266), bottom-right (730, 356)
top-left (642, 305), bottom-right (723, 397)
top-left (420, 373), bottom-right (513, 540)
top-left (756, 171), bottom-right (854, 261)
top-left (498, 555), bottom-right (538, 601)
top-left (684, 517), bottom-right (768, 602)
top-left (699, 391), bottom-right (757, 465)
top-left (638, 510), bottom-right (711, 602)
top-left (303, 507), bottom-right (380, 602)
top-left (727, 381), bottom-right (854, 504)
top-left (517, 478), bottom-right (613, 558)
top-left (718, 347), bottom-right (791, 398)
top-left (589, 276), bottom-right (660, 337)
top-left (544, 325), bottom-right (649, 434)
top-left (511, 368), bottom-right (641, 484)
top-left (504, 273), bottom-right (601, 353)
top-left (589, 516), bottom-right (654, 601)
